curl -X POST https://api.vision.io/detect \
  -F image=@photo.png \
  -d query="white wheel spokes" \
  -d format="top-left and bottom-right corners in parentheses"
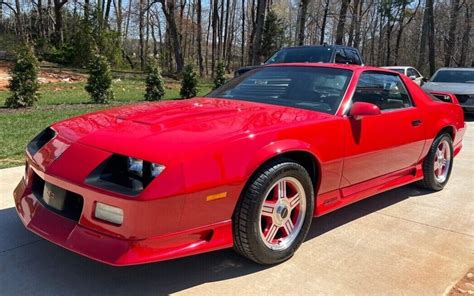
top-left (283, 219), bottom-right (295, 235)
top-left (288, 193), bottom-right (301, 210)
top-left (258, 177), bottom-right (307, 251)
top-left (265, 224), bottom-right (279, 243)
top-left (277, 180), bottom-right (287, 199)
top-left (261, 201), bottom-right (276, 217)
top-left (434, 139), bottom-right (451, 183)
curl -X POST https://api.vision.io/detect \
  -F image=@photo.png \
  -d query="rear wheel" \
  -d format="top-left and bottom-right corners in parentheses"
top-left (233, 160), bottom-right (314, 264)
top-left (418, 133), bottom-right (453, 191)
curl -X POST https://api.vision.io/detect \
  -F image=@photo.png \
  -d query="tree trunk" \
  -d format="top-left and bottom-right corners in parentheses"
top-left (159, 0), bottom-right (184, 73)
top-left (335, 0), bottom-right (350, 45)
top-left (223, 0), bottom-right (230, 60)
top-left (427, 0), bottom-right (435, 75)
top-left (53, 0), bottom-right (67, 46)
top-left (296, 0), bottom-right (309, 45)
top-left (319, 0), bottom-right (330, 44)
top-left (353, 0), bottom-right (364, 48)
top-left (196, 0), bottom-right (204, 76)
top-left (444, 0), bottom-right (461, 67)
top-left (211, 0), bottom-right (218, 75)
top-left (139, 0), bottom-right (145, 69)
top-left (241, 0), bottom-right (245, 65)
top-left (251, 0), bottom-right (266, 64)
top-left (459, 3), bottom-right (472, 66)
top-left (347, 0), bottom-right (360, 46)
top-left (417, 0), bottom-right (429, 72)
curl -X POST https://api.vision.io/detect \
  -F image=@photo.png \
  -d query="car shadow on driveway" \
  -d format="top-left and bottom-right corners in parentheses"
top-left (0, 185), bottom-right (431, 295)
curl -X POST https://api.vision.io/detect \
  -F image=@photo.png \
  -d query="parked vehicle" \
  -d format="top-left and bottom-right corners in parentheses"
top-left (234, 45), bottom-right (364, 76)
top-left (15, 64), bottom-right (465, 266)
top-left (422, 67), bottom-right (474, 114)
top-left (381, 66), bottom-right (426, 86)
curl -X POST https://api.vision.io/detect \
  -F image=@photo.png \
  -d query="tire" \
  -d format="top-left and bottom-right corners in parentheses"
top-left (418, 133), bottom-right (453, 191)
top-left (233, 159), bottom-right (314, 265)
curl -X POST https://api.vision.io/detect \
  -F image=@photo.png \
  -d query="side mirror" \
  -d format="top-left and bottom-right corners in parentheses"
top-left (422, 77), bottom-right (428, 82)
top-left (409, 75), bottom-right (417, 80)
top-left (349, 102), bottom-right (381, 120)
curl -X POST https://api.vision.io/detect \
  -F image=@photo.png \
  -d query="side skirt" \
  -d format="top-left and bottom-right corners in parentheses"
top-left (314, 164), bottom-right (424, 217)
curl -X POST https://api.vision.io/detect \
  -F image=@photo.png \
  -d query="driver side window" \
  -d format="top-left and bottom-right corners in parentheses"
top-left (352, 72), bottom-right (413, 111)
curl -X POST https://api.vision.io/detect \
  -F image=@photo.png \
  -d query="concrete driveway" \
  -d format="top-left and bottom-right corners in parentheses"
top-left (1, 121), bottom-right (473, 295)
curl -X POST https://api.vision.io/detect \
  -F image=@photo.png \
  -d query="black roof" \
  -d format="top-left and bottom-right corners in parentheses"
top-left (279, 45), bottom-right (359, 51)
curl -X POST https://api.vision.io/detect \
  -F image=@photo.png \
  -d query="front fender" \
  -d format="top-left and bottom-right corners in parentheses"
top-left (245, 139), bottom-right (319, 178)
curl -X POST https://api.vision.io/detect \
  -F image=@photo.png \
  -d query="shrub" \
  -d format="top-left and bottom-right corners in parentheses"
top-left (180, 64), bottom-right (198, 99)
top-left (85, 54), bottom-right (114, 103)
top-left (144, 58), bottom-right (165, 101)
top-left (5, 46), bottom-right (40, 108)
top-left (213, 61), bottom-right (226, 90)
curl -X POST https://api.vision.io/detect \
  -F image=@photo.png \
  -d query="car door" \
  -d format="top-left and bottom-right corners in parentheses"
top-left (341, 71), bottom-right (426, 187)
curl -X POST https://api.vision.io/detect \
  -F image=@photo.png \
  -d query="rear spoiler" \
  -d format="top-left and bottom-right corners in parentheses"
top-left (427, 91), bottom-right (460, 104)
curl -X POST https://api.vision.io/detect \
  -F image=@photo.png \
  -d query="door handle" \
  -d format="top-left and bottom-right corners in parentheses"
top-left (412, 119), bottom-right (422, 126)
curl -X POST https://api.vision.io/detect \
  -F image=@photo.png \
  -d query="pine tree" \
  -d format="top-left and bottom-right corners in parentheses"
top-left (5, 46), bottom-right (40, 108)
top-left (260, 10), bottom-right (285, 59)
top-left (213, 61), bottom-right (226, 90)
top-left (145, 58), bottom-right (165, 101)
top-left (85, 54), bottom-right (114, 103)
top-left (180, 64), bottom-right (198, 98)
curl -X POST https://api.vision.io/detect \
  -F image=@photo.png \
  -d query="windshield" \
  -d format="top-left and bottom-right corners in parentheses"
top-left (265, 47), bottom-right (333, 64)
top-left (431, 70), bottom-right (474, 83)
top-left (387, 68), bottom-right (405, 74)
top-left (207, 66), bottom-right (353, 114)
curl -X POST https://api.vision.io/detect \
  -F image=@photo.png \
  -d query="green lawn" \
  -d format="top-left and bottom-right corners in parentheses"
top-left (0, 79), bottom-right (212, 168)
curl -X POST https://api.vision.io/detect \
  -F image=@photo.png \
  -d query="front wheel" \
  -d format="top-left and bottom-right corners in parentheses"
top-left (418, 133), bottom-right (454, 191)
top-left (233, 160), bottom-right (314, 264)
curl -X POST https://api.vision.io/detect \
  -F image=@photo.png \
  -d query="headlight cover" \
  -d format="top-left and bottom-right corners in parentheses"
top-left (86, 154), bottom-right (165, 196)
top-left (27, 127), bottom-right (56, 155)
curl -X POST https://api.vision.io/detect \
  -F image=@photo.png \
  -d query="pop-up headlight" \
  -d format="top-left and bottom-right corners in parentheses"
top-left (86, 155), bottom-right (165, 196)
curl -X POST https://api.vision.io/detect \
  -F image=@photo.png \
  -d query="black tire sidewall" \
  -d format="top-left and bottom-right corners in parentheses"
top-left (424, 134), bottom-right (454, 190)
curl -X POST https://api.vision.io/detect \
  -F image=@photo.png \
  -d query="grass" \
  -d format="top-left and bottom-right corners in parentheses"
top-left (0, 79), bottom-right (213, 169)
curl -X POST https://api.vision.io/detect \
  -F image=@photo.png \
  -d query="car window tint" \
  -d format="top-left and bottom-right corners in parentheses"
top-left (431, 70), bottom-right (474, 83)
top-left (344, 49), bottom-right (361, 65)
top-left (335, 50), bottom-right (348, 64)
top-left (264, 47), bottom-right (333, 64)
top-left (207, 66), bottom-right (353, 115)
top-left (352, 72), bottom-right (413, 111)
top-left (407, 68), bottom-right (419, 77)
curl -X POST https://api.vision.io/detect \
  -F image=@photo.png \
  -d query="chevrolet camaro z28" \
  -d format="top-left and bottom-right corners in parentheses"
top-left (14, 64), bottom-right (466, 266)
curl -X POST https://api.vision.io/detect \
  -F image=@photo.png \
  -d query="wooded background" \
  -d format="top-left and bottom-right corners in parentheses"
top-left (0, 0), bottom-right (472, 76)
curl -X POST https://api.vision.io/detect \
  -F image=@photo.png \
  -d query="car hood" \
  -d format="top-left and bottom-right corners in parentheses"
top-left (52, 98), bottom-right (331, 162)
top-left (422, 82), bottom-right (474, 94)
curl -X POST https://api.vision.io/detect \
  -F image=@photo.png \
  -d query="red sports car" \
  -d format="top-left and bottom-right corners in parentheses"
top-left (14, 64), bottom-right (466, 266)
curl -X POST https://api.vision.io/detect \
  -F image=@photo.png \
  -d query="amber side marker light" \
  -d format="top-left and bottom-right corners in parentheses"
top-left (206, 192), bottom-right (227, 201)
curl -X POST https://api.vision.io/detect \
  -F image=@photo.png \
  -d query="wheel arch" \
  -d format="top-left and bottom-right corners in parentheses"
top-left (437, 125), bottom-right (455, 140)
top-left (237, 145), bottom-right (322, 211)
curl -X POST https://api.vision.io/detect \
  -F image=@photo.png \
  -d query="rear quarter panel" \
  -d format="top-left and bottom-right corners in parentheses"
top-left (403, 75), bottom-right (466, 158)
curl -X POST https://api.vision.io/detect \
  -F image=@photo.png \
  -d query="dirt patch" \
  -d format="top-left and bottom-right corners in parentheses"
top-left (0, 61), bottom-right (86, 90)
top-left (449, 268), bottom-right (474, 295)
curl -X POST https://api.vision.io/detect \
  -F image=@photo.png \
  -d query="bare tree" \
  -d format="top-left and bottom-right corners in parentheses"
top-left (335, 0), bottom-right (351, 45)
top-left (251, 0), bottom-right (266, 64)
top-left (444, 0), bottom-right (461, 66)
top-left (459, 2), bottom-right (472, 66)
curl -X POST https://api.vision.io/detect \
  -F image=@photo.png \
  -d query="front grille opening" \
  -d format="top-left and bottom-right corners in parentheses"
top-left (32, 173), bottom-right (84, 222)
top-left (27, 127), bottom-right (56, 156)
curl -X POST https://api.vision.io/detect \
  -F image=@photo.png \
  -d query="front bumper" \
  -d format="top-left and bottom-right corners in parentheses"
top-left (14, 168), bottom-right (233, 266)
